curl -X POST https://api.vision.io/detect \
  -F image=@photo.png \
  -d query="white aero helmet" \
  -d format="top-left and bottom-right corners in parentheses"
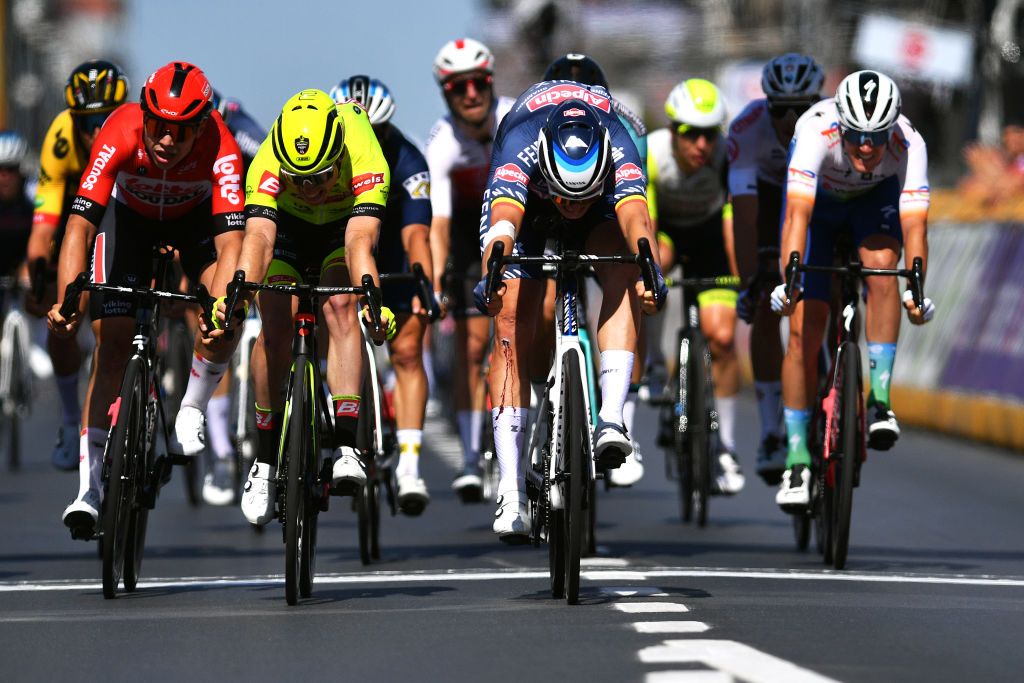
top-left (664, 78), bottom-right (726, 129)
top-left (432, 38), bottom-right (494, 83)
top-left (835, 70), bottom-right (901, 133)
top-left (331, 75), bottom-right (396, 126)
top-left (0, 131), bottom-right (28, 170)
top-left (762, 54), bottom-right (825, 102)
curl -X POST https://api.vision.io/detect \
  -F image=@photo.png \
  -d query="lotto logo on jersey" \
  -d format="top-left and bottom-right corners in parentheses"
top-left (614, 163), bottom-right (643, 185)
top-left (525, 85), bottom-right (610, 113)
top-left (352, 172), bottom-right (385, 196)
top-left (257, 170), bottom-right (280, 196)
top-left (493, 163), bottom-right (529, 187)
top-left (563, 108), bottom-right (586, 117)
top-left (213, 153), bottom-right (242, 205)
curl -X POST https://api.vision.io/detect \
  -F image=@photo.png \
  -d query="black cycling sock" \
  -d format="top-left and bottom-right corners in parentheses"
top-left (255, 407), bottom-right (282, 466)
top-left (332, 395), bottom-right (360, 449)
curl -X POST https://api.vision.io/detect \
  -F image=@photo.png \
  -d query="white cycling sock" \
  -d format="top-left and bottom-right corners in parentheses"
top-left (55, 372), bottom-right (81, 425)
top-left (457, 410), bottom-right (482, 470)
top-left (396, 429), bottom-right (422, 478)
top-left (180, 353), bottom-right (229, 411)
top-left (206, 394), bottom-right (233, 460)
top-left (492, 406), bottom-right (525, 497)
top-left (598, 350), bottom-right (634, 426)
top-left (78, 428), bottom-right (105, 498)
top-left (754, 381), bottom-right (783, 441)
top-left (622, 388), bottom-right (638, 438)
top-left (717, 395), bottom-right (737, 453)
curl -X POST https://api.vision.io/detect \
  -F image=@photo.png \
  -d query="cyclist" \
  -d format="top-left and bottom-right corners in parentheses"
top-left (197, 90), bottom-right (267, 505)
top-left (772, 70), bottom-right (934, 509)
top-left (330, 75), bottom-right (437, 515)
top-left (230, 89), bottom-right (394, 526)
top-left (49, 61), bottom-right (246, 536)
top-left (426, 38), bottom-right (514, 502)
top-left (0, 131), bottom-right (32, 274)
top-left (647, 78), bottom-right (745, 495)
top-left (540, 53), bottom-right (649, 488)
top-left (727, 54), bottom-right (824, 484)
top-left (477, 81), bottom-right (665, 542)
top-left (26, 60), bottom-right (129, 471)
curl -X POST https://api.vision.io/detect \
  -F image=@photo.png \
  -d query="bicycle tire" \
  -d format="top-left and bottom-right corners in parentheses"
top-left (124, 382), bottom-right (156, 591)
top-left (563, 349), bottom-right (588, 605)
top-left (689, 333), bottom-right (712, 528)
top-left (674, 332), bottom-right (694, 523)
top-left (102, 357), bottom-right (145, 599)
top-left (832, 342), bottom-right (860, 570)
top-left (356, 370), bottom-right (379, 565)
top-left (6, 321), bottom-right (26, 470)
top-left (284, 357), bottom-right (314, 605)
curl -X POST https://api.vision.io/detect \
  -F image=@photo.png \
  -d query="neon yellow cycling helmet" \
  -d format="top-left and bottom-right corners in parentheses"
top-left (271, 89), bottom-right (344, 175)
top-left (664, 78), bottom-right (726, 130)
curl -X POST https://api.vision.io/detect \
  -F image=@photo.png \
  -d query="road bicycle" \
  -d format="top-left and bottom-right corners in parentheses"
top-left (223, 270), bottom-right (385, 604)
top-left (484, 236), bottom-right (660, 605)
top-left (0, 277), bottom-right (34, 470)
top-left (783, 249), bottom-right (924, 569)
top-left (60, 249), bottom-right (213, 599)
top-left (651, 273), bottom-right (740, 528)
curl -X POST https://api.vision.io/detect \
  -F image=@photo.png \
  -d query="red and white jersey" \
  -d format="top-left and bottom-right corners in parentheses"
top-left (70, 103), bottom-right (245, 228)
top-left (785, 98), bottom-right (930, 216)
top-left (425, 96), bottom-right (514, 219)
top-left (726, 98), bottom-right (790, 196)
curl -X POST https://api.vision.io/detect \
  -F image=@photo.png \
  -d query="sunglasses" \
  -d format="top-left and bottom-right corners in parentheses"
top-left (674, 123), bottom-right (719, 140)
top-left (279, 162), bottom-right (338, 189)
top-left (767, 101), bottom-right (814, 119)
top-left (443, 74), bottom-right (493, 96)
top-left (841, 126), bottom-right (891, 148)
top-left (73, 112), bottom-right (111, 133)
top-left (143, 114), bottom-right (202, 144)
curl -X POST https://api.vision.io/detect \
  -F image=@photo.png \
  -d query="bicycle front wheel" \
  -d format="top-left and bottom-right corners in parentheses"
top-left (688, 333), bottom-right (712, 528)
top-left (284, 357), bottom-right (316, 605)
top-left (124, 385), bottom-right (156, 592)
top-left (832, 342), bottom-right (861, 570)
top-left (102, 357), bottom-right (146, 599)
top-left (356, 370), bottom-right (380, 565)
top-left (673, 332), bottom-right (694, 523)
top-left (561, 349), bottom-right (589, 605)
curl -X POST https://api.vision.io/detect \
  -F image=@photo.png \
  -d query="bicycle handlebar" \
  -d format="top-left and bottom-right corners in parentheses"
top-left (59, 272), bottom-right (211, 320)
top-left (783, 251), bottom-right (925, 308)
top-left (379, 262), bottom-right (440, 321)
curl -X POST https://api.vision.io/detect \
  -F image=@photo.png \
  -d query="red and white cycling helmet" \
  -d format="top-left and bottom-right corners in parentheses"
top-left (432, 38), bottom-right (494, 84)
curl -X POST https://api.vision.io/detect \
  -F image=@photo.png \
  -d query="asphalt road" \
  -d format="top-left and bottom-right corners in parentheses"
top-left (2, 379), bottom-right (1023, 682)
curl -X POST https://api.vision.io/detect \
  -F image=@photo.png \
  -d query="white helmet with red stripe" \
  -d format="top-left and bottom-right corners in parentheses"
top-left (433, 38), bottom-right (494, 84)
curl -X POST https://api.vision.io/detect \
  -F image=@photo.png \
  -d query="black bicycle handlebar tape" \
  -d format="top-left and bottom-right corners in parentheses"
top-left (483, 240), bottom-right (505, 306)
top-left (361, 273), bottom-right (385, 345)
top-left (58, 272), bottom-right (89, 319)
top-left (30, 257), bottom-right (47, 302)
top-left (220, 270), bottom-right (247, 333)
top-left (784, 251), bottom-right (801, 302)
top-left (636, 237), bottom-right (662, 309)
top-left (909, 257), bottom-right (924, 309)
top-left (411, 262), bottom-right (440, 322)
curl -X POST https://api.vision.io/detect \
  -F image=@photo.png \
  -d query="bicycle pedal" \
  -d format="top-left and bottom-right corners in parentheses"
top-left (69, 526), bottom-right (97, 541)
top-left (330, 480), bottom-right (360, 497)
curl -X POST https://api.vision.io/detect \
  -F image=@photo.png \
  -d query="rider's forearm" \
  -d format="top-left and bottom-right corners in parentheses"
top-left (209, 230), bottom-right (243, 297)
top-left (345, 215), bottom-right (381, 287)
top-left (428, 216), bottom-right (450, 288)
top-left (778, 197), bottom-right (812, 275)
top-left (901, 214), bottom-right (928, 281)
top-left (55, 215), bottom-right (95, 302)
top-left (26, 221), bottom-right (57, 264)
top-left (235, 216), bottom-right (277, 288)
top-left (481, 203), bottom-right (523, 273)
top-left (732, 194), bottom-right (758, 279)
top-left (618, 200), bottom-right (660, 269)
top-left (402, 223), bottom-right (434, 284)
top-left (722, 206), bottom-right (739, 277)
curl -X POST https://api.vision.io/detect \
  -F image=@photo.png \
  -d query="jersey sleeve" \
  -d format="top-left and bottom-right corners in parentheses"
top-left (32, 111), bottom-right (75, 226)
top-left (898, 121), bottom-right (930, 218)
top-left (342, 103), bottom-right (389, 219)
top-left (784, 118), bottom-right (827, 205)
top-left (485, 121), bottom-right (536, 214)
top-left (606, 114), bottom-right (647, 211)
top-left (424, 121), bottom-right (454, 219)
top-left (243, 136), bottom-right (282, 223)
top-left (209, 116), bottom-right (246, 229)
top-left (395, 143), bottom-right (432, 228)
top-left (69, 106), bottom-right (136, 225)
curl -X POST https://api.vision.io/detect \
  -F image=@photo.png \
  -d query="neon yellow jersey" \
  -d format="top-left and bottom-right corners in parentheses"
top-left (32, 110), bottom-right (89, 226)
top-left (244, 102), bottom-right (389, 225)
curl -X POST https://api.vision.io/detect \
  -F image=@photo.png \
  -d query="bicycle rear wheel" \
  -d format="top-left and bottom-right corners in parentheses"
top-left (284, 357), bottom-right (316, 605)
top-left (832, 342), bottom-right (861, 570)
top-left (102, 358), bottom-right (145, 599)
top-left (561, 349), bottom-right (588, 605)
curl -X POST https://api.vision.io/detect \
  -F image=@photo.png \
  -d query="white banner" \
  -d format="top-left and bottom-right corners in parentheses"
top-left (853, 13), bottom-right (974, 86)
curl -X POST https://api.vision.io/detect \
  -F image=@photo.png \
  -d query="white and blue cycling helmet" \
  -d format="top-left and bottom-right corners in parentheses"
top-left (536, 99), bottom-right (612, 200)
top-left (330, 75), bottom-right (396, 126)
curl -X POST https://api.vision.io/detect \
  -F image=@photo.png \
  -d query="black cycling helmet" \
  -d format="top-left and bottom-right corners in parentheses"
top-left (543, 53), bottom-right (608, 89)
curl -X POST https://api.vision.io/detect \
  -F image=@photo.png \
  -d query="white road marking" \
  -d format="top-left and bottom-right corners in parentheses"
top-left (614, 602), bottom-right (690, 614)
top-left (638, 639), bottom-right (839, 683)
top-left (599, 587), bottom-right (668, 597)
top-left (583, 571), bottom-right (648, 581)
top-left (580, 557), bottom-right (630, 567)
top-left (3, 565), bottom-right (1024, 594)
top-left (633, 621), bottom-right (710, 634)
top-left (645, 672), bottom-right (733, 683)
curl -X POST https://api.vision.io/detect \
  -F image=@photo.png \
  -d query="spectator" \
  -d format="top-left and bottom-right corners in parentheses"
top-left (959, 118), bottom-right (1024, 210)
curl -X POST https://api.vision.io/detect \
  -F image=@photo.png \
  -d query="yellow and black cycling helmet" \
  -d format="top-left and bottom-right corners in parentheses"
top-left (271, 89), bottom-right (345, 176)
top-left (65, 59), bottom-right (129, 113)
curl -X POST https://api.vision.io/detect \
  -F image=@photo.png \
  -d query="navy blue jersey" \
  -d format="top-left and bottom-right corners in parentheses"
top-left (377, 124), bottom-right (431, 288)
top-left (221, 100), bottom-right (266, 169)
top-left (484, 80), bottom-right (648, 216)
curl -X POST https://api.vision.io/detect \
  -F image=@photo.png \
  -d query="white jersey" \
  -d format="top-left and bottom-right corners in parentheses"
top-left (785, 98), bottom-right (930, 216)
top-left (425, 96), bottom-right (515, 221)
top-left (647, 127), bottom-right (727, 230)
top-left (726, 98), bottom-right (789, 196)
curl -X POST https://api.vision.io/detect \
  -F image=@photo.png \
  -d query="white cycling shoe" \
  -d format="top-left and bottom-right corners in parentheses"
top-left (331, 446), bottom-right (367, 492)
top-left (609, 445), bottom-right (644, 487)
top-left (493, 492), bottom-right (531, 544)
top-left (713, 451), bottom-right (746, 495)
top-left (593, 421), bottom-right (632, 470)
top-left (397, 474), bottom-right (430, 517)
top-left (202, 458), bottom-right (236, 506)
top-left (62, 488), bottom-right (101, 535)
top-left (775, 465), bottom-right (811, 511)
top-left (241, 462), bottom-right (275, 525)
top-left (171, 405), bottom-right (206, 457)
top-left (452, 466), bottom-right (484, 503)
